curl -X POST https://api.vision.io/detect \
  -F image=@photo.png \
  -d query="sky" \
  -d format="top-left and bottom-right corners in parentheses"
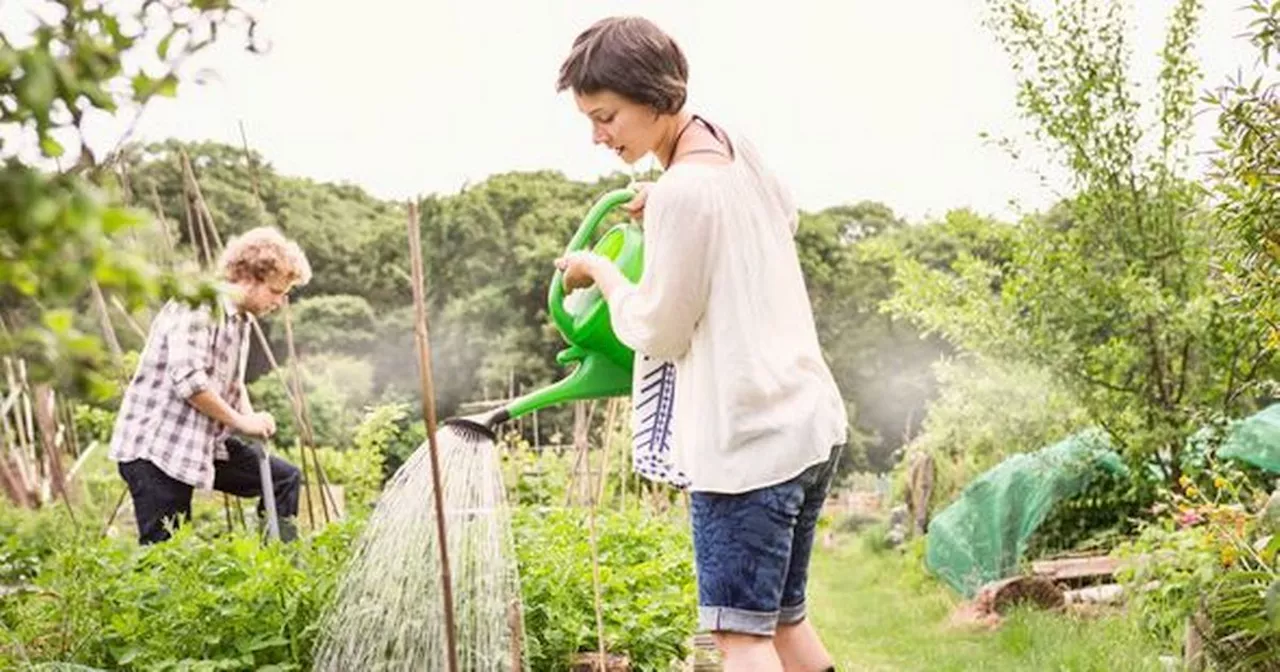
top-left (0, 0), bottom-right (1267, 222)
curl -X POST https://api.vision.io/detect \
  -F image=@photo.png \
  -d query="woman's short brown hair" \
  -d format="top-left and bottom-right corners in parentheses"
top-left (556, 16), bottom-right (689, 114)
top-left (219, 226), bottom-right (312, 287)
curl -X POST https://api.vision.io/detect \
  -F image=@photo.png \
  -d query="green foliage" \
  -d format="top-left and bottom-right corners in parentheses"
top-left (1028, 465), bottom-right (1142, 557)
top-left (1116, 465), bottom-right (1280, 668)
top-left (0, 0), bottom-right (254, 395)
top-left (0, 520), bottom-right (360, 671)
top-left (795, 204), bottom-right (1020, 473)
top-left (0, 1), bottom-right (255, 161)
top-left (503, 448), bottom-right (575, 508)
top-left (1210, 2), bottom-right (1280, 379)
top-left (274, 442), bottom-right (384, 513)
top-left (72, 404), bottom-right (117, 445)
top-left (285, 295), bottom-right (377, 356)
top-left (888, 0), bottom-right (1265, 485)
top-left (896, 356), bottom-right (1090, 513)
top-left (349, 402), bottom-right (425, 482)
top-left (0, 166), bottom-right (214, 398)
top-left (248, 354), bottom-right (374, 450)
top-left (0, 506), bottom-right (89, 585)
top-left (513, 506), bottom-right (696, 672)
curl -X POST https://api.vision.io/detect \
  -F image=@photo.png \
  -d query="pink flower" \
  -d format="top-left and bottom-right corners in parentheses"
top-left (1177, 509), bottom-right (1204, 528)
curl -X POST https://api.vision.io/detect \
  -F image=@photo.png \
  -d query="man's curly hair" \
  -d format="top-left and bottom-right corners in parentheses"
top-left (218, 227), bottom-right (312, 287)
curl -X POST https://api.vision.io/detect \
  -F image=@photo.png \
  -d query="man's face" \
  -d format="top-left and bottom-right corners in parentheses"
top-left (241, 276), bottom-right (293, 316)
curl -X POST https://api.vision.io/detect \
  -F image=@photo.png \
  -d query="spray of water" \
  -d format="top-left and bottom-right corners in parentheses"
top-left (312, 427), bottom-right (526, 671)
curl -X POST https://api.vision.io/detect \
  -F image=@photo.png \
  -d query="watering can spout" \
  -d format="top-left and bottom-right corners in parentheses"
top-left (441, 187), bottom-right (643, 437)
top-left (506, 350), bottom-right (631, 419)
top-left (441, 351), bottom-right (630, 442)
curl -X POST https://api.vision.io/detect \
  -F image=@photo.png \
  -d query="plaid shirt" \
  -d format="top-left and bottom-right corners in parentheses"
top-left (108, 295), bottom-right (251, 488)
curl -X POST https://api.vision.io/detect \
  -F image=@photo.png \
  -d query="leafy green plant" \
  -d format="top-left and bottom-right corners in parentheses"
top-left (1116, 464), bottom-right (1280, 669)
top-left (1209, 0), bottom-right (1280, 352)
top-left (0, 520), bottom-right (360, 671)
top-left (350, 401), bottom-right (425, 481)
top-left (1028, 466), bottom-right (1145, 557)
top-left (504, 447), bottom-right (574, 508)
top-left (0, 506), bottom-right (88, 585)
top-left (513, 506), bottom-right (696, 671)
top-left (72, 404), bottom-right (117, 446)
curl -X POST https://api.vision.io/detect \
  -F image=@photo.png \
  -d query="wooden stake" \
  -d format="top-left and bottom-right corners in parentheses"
top-left (405, 199), bottom-right (459, 672)
top-left (295, 437), bottom-right (316, 530)
top-left (184, 169), bottom-right (211, 268)
top-left (109, 295), bottom-right (149, 340)
top-left (223, 492), bottom-right (235, 533)
top-left (102, 484), bottom-right (128, 536)
top-left (280, 299), bottom-right (331, 524)
top-left (32, 383), bottom-right (75, 521)
top-left (0, 383), bottom-right (33, 508)
top-left (233, 496), bottom-right (248, 531)
top-left (181, 150), bottom-right (223, 253)
top-left (89, 281), bottom-right (123, 363)
top-left (238, 120), bottom-right (263, 205)
top-left (586, 404), bottom-right (609, 672)
top-left (0, 431), bottom-right (30, 508)
top-left (565, 400), bottom-right (598, 506)
top-left (148, 183), bottom-right (177, 265)
top-left (5, 360), bottom-right (37, 499)
top-left (596, 398), bottom-right (620, 506)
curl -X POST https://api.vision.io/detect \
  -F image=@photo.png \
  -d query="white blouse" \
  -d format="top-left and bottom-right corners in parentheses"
top-left (610, 128), bottom-right (849, 494)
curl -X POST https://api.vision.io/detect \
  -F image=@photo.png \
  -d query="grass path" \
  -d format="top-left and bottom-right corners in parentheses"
top-left (805, 536), bottom-right (1173, 671)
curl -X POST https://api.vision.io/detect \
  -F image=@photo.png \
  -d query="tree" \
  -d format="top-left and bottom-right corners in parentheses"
top-left (885, 0), bottom-right (1271, 485)
top-left (1209, 2), bottom-right (1280, 357)
top-left (0, 1), bottom-right (258, 397)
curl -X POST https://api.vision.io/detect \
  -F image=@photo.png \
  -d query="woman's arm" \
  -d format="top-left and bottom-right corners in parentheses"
top-left (556, 180), bottom-right (713, 360)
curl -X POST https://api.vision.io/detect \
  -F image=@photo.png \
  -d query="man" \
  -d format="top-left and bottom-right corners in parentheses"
top-left (109, 226), bottom-right (312, 544)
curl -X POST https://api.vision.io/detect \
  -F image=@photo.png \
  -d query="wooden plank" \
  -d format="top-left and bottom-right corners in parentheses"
top-left (1064, 583), bottom-right (1124, 605)
top-left (689, 633), bottom-right (721, 671)
top-left (1031, 555), bottom-right (1119, 581)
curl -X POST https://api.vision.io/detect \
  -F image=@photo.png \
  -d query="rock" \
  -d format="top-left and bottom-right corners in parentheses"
top-left (1259, 488), bottom-right (1280, 532)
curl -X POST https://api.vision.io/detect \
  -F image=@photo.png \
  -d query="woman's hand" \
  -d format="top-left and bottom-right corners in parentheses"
top-left (624, 182), bottom-right (652, 219)
top-left (555, 251), bottom-right (603, 291)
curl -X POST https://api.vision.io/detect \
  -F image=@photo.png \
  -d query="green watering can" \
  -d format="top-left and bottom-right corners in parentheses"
top-left (445, 188), bottom-right (643, 440)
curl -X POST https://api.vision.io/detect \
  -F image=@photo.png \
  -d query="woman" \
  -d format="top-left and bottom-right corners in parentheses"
top-left (554, 16), bottom-right (847, 672)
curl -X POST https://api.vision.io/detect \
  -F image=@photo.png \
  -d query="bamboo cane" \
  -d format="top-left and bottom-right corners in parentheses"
top-left (405, 199), bottom-right (459, 672)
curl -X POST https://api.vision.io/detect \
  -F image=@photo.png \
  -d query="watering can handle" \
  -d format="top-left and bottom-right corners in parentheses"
top-left (548, 187), bottom-right (637, 338)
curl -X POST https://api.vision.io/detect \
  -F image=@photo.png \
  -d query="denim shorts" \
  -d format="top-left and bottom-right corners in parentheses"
top-left (691, 445), bottom-right (842, 636)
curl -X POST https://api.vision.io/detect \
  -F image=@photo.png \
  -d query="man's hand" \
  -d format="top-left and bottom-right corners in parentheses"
top-left (235, 411), bottom-right (277, 439)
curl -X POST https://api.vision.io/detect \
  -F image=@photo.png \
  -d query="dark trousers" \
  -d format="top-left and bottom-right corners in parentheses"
top-left (118, 437), bottom-right (301, 545)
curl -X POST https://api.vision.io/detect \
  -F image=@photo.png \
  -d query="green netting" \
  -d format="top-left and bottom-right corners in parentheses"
top-left (924, 430), bottom-right (1125, 597)
top-left (1218, 403), bottom-right (1280, 474)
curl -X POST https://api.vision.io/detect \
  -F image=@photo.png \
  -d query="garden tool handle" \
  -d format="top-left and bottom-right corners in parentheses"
top-left (241, 438), bottom-right (281, 542)
top-left (548, 187), bottom-right (636, 338)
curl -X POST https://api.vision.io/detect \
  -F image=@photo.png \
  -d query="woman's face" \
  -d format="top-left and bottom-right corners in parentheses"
top-left (574, 89), bottom-right (664, 165)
